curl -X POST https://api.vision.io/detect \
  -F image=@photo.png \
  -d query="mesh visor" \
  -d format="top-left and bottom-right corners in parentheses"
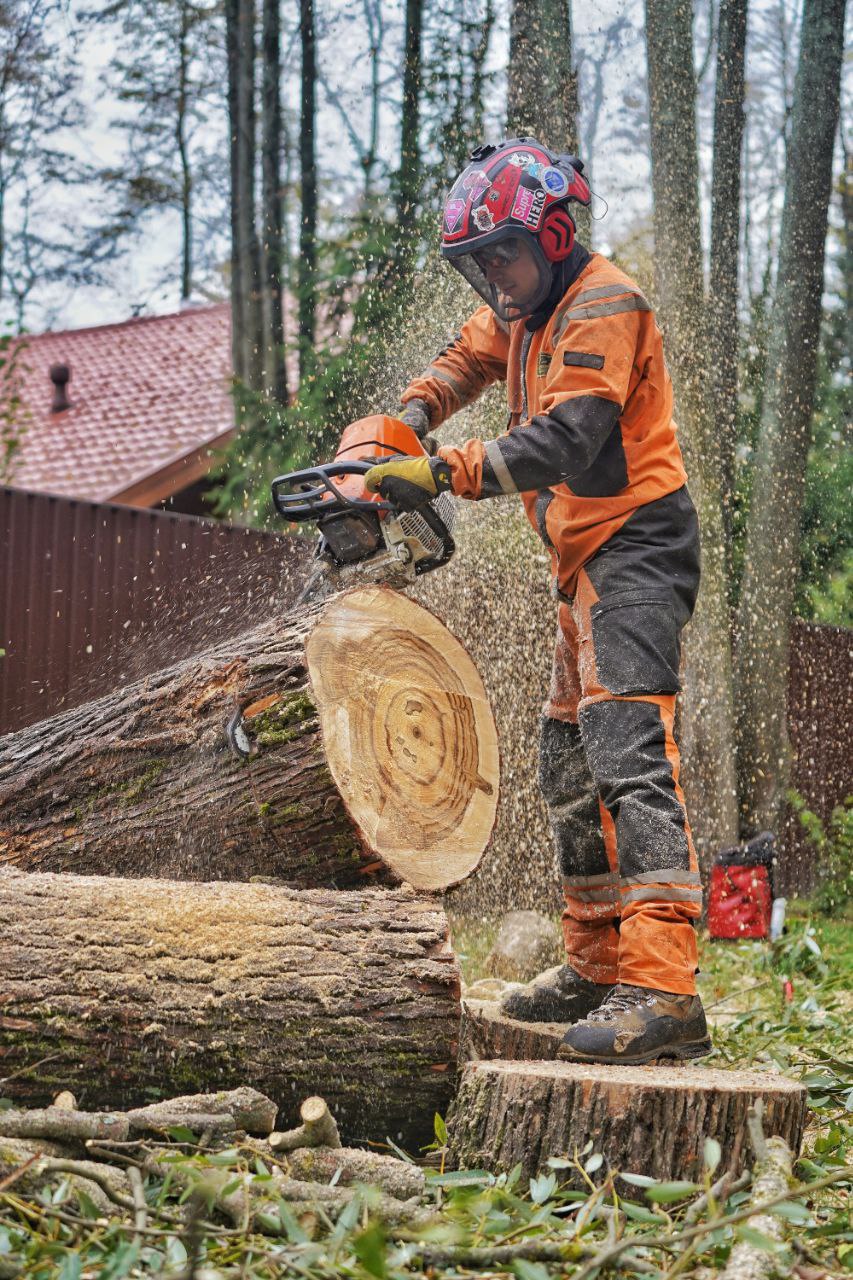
top-left (449, 253), bottom-right (509, 320)
top-left (447, 246), bottom-right (552, 322)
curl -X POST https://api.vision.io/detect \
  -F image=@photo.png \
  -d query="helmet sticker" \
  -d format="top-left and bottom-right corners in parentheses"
top-left (444, 198), bottom-right (465, 232)
top-left (508, 150), bottom-right (536, 167)
top-left (525, 187), bottom-right (547, 229)
top-left (542, 166), bottom-right (569, 197)
top-left (462, 171), bottom-right (490, 202)
top-left (484, 167), bottom-right (519, 220)
top-left (472, 205), bottom-right (495, 231)
top-left (511, 186), bottom-right (535, 221)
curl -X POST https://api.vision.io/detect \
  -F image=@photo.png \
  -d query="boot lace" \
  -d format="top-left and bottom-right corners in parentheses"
top-left (587, 984), bottom-right (656, 1022)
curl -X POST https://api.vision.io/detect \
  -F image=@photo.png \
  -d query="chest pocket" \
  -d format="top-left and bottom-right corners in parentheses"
top-left (567, 421), bottom-right (629, 497)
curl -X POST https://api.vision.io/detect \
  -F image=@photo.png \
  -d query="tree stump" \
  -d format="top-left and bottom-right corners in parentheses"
top-left (0, 587), bottom-right (499, 891)
top-left (447, 1059), bottom-right (807, 1185)
top-left (460, 999), bottom-right (568, 1063)
top-left (0, 868), bottom-right (461, 1148)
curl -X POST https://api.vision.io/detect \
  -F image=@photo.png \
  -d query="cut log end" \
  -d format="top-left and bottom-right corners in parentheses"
top-left (307, 588), bottom-right (499, 891)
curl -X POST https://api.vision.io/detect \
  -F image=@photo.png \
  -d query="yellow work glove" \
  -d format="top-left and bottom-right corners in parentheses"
top-left (364, 455), bottom-right (453, 511)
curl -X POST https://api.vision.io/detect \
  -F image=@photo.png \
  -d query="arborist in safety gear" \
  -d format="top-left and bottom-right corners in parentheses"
top-left (364, 138), bottom-right (712, 1065)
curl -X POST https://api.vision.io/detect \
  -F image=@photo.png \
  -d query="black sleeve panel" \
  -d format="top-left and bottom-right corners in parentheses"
top-left (479, 395), bottom-right (622, 497)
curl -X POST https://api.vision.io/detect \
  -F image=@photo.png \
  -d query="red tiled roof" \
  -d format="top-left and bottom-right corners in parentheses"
top-left (4, 304), bottom-right (235, 506)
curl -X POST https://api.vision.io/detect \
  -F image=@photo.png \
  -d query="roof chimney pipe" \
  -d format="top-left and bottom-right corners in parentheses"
top-left (50, 363), bottom-right (71, 413)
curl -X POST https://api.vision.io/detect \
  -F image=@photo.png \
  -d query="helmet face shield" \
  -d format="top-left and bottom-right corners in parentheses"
top-left (446, 236), bottom-right (553, 322)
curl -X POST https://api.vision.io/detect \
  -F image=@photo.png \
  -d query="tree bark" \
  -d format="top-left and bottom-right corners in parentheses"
top-left (709, 0), bottom-right (748, 550)
top-left (396, 0), bottom-right (423, 256)
top-left (298, 0), bottom-right (317, 384)
top-left (261, 0), bottom-right (287, 403)
top-left (226, 0), bottom-right (261, 385)
top-left (645, 0), bottom-right (739, 858)
top-left (507, 0), bottom-right (589, 267)
top-left (0, 869), bottom-right (461, 1149)
top-left (735, 0), bottom-right (846, 834)
top-left (0, 588), bottom-right (498, 892)
top-left (447, 1059), bottom-right (806, 1186)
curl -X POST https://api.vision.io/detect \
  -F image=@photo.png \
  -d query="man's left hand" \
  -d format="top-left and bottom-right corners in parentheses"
top-left (364, 456), bottom-right (453, 511)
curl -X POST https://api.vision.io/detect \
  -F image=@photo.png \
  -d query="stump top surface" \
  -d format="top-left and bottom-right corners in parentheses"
top-left (466, 1057), bottom-right (806, 1094)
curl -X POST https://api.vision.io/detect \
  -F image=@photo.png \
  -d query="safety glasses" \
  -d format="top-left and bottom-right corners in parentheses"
top-left (470, 239), bottom-right (523, 271)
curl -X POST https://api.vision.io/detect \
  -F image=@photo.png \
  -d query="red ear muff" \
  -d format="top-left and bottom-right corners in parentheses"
top-left (540, 208), bottom-right (576, 262)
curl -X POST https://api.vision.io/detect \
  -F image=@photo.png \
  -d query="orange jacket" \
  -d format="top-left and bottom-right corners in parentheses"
top-left (401, 253), bottom-right (688, 598)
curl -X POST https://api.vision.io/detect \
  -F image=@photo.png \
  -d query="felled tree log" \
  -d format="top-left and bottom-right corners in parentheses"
top-left (0, 587), bottom-right (499, 891)
top-left (447, 1060), bottom-right (807, 1185)
top-left (0, 869), bottom-right (460, 1148)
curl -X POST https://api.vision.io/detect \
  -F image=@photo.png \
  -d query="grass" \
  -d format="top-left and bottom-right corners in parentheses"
top-left (0, 903), bottom-right (850, 1278)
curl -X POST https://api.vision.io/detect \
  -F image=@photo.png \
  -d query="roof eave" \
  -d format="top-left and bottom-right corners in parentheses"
top-left (108, 427), bottom-right (236, 508)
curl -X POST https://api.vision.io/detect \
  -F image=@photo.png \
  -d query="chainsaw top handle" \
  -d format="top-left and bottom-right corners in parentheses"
top-left (271, 460), bottom-right (392, 521)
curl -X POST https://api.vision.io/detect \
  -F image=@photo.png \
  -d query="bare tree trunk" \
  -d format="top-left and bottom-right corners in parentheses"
top-left (226, 0), bottom-right (260, 384)
top-left (261, 0), bottom-right (286, 402)
top-left (298, 0), bottom-right (317, 385)
top-left (645, 0), bottom-right (739, 858)
top-left (709, 0), bottom-right (748, 552)
top-left (176, 0), bottom-right (193, 302)
top-left (396, 0), bottom-right (423, 257)
top-left (735, 0), bottom-right (846, 834)
top-left (506, 0), bottom-right (588, 241)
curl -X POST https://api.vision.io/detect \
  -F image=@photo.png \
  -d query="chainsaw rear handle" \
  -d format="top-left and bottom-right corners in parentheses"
top-left (271, 461), bottom-right (393, 521)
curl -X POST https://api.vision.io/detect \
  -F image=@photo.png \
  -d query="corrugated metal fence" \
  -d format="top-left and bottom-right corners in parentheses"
top-left (0, 487), bottom-right (309, 733)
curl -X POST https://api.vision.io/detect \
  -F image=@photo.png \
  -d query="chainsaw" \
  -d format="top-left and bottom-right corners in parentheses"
top-left (271, 415), bottom-right (456, 604)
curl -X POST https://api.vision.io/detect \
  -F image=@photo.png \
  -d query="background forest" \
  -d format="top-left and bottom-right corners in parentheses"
top-left (0, 0), bottom-right (850, 855)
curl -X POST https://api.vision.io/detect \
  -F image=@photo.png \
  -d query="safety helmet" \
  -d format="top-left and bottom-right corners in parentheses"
top-left (440, 138), bottom-right (591, 321)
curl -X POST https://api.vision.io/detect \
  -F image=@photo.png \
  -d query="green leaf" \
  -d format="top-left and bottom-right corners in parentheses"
top-left (584, 1152), bottom-right (604, 1174)
top-left (770, 1200), bottom-right (811, 1224)
top-left (101, 1240), bottom-right (140, 1279)
top-left (620, 1171), bottom-right (658, 1187)
top-left (529, 1172), bottom-right (557, 1204)
top-left (166, 1125), bottom-right (197, 1143)
top-left (353, 1222), bottom-right (388, 1278)
top-left (434, 1112), bottom-right (448, 1145)
top-left (645, 1181), bottom-right (700, 1203)
top-left (165, 1238), bottom-right (188, 1267)
top-left (735, 1225), bottom-right (786, 1252)
top-left (205, 1148), bottom-right (242, 1166)
top-left (704, 1138), bottom-right (721, 1173)
top-left (546, 1157), bottom-right (574, 1169)
top-left (427, 1169), bottom-right (493, 1188)
top-left (384, 1135), bottom-right (416, 1164)
top-left (619, 1199), bottom-right (662, 1224)
top-left (57, 1255), bottom-right (82, 1280)
top-left (512, 1261), bottom-right (552, 1280)
top-left (0, 1099), bottom-right (13, 1111)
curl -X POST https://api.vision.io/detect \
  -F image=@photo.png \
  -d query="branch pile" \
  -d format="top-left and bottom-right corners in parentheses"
top-left (0, 1089), bottom-right (847, 1278)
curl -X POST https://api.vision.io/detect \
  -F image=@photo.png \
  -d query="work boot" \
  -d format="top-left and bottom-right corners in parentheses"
top-left (557, 983), bottom-right (713, 1064)
top-left (500, 964), bottom-right (613, 1024)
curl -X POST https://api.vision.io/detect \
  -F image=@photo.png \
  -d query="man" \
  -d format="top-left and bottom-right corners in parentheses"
top-left (364, 138), bottom-right (711, 1065)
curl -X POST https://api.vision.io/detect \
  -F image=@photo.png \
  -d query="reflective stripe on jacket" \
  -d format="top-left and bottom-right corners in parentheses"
top-left (401, 253), bottom-right (688, 598)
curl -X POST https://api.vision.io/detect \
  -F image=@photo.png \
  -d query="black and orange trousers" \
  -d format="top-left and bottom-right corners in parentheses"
top-left (543, 487), bottom-right (702, 995)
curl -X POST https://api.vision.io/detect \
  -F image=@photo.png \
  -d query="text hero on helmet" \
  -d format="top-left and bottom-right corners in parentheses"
top-left (440, 138), bottom-right (592, 321)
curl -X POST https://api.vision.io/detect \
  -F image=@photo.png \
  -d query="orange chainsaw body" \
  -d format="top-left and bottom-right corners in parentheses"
top-left (327, 414), bottom-right (427, 505)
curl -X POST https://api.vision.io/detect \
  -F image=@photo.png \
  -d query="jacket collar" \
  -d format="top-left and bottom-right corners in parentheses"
top-left (525, 243), bottom-right (592, 332)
